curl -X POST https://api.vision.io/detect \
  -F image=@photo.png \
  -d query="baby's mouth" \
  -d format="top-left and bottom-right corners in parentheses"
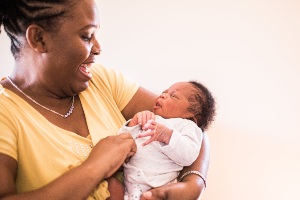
top-left (154, 101), bottom-right (162, 108)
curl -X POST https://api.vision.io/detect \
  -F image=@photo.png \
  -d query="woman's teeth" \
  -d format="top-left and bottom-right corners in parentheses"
top-left (81, 64), bottom-right (89, 73)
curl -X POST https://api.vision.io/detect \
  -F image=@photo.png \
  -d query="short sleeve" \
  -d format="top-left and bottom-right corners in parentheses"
top-left (0, 99), bottom-right (18, 161)
top-left (90, 64), bottom-right (139, 111)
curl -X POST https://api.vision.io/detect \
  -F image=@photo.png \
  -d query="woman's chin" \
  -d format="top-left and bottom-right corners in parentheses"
top-left (73, 81), bottom-right (90, 94)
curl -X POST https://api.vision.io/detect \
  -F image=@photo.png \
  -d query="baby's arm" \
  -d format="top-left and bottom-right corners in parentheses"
top-left (139, 118), bottom-right (203, 165)
top-left (161, 121), bottom-right (203, 166)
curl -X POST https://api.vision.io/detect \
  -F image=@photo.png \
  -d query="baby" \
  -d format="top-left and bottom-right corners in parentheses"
top-left (119, 81), bottom-right (216, 200)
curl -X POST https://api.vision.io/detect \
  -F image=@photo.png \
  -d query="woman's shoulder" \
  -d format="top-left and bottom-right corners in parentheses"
top-left (89, 63), bottom-right (138, 94)
top-left (90, 64), bottom-right (118, 78)
top-left (90, 64), bottom-right (123, 86)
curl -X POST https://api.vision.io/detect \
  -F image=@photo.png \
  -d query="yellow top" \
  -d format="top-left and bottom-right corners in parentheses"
top-left (0, 64), bottom-right (139, 199)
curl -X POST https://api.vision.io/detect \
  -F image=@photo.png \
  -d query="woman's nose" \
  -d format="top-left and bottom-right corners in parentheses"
top-left (91, 37), bottom-right (101, 55)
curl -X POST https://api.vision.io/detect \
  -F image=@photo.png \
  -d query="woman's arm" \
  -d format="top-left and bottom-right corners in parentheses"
top-left (0, 134), bottom-right (136, 200)
top-left (122, 87), bottom-right (158, 120)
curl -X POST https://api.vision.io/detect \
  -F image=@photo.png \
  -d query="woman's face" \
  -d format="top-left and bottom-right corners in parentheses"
top-left (153, 82), bottom-right (196, 119)
top-left (43, 0), bottom-right (100, 96)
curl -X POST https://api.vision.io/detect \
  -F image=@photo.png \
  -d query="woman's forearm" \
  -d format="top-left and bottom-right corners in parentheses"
top-left (1, 159), bottom-right (105, 200)
top-left (1, 134), bottom-right (136, 200)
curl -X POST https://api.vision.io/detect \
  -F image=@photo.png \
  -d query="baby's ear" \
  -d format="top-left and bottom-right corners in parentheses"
top-left (26, 25), bottom-right (47, 53)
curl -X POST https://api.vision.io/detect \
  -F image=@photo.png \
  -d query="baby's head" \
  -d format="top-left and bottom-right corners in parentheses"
top-left (153, 81), bottom-right (216, 131)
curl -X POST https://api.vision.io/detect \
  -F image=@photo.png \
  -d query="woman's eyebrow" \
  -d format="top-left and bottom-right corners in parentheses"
top-left (79, 24), bottom-right (99, 31)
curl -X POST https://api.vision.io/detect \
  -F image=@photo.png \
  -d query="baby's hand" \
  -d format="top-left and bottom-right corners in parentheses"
top-left (138, 120), bottom-right (173, 146)
top-left (128, 111), bottom-right (155, 128)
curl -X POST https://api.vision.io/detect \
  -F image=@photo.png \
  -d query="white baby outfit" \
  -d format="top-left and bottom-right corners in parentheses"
top-left (118, 115), bottom-right (203, 200)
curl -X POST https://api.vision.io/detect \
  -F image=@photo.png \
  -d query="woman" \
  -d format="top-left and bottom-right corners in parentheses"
top-left (0, 0), bottom-right (209, 199)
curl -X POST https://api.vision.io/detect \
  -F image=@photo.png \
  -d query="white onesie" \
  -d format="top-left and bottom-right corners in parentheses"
top-left (118, 115), bottom-right (203, 200)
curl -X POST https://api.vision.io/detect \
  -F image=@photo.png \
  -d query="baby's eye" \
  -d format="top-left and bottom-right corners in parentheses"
top-left (170, 94), bottom-right (178, 99)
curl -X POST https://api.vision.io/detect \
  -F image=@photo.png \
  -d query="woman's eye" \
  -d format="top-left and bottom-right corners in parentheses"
top-left (82, 36), bottom-right (92, 42)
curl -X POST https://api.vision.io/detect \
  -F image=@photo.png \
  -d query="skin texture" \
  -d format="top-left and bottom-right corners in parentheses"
top-left (0, 0), bottom-right (210, 199)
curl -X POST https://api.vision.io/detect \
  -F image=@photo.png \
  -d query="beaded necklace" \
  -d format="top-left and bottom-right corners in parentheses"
top-left (7, 76), bottom-right (75, 118)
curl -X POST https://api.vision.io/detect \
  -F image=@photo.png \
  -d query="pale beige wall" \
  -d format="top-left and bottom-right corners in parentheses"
top-left (1, 0), bottom-right (300, 199)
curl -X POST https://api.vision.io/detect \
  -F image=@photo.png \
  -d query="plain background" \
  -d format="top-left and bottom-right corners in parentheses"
top-left (1, 0), bottom-right (300, 199)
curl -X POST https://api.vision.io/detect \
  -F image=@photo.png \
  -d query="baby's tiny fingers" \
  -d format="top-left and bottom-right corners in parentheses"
top-left (138, 129), bottom-right (153, 138)
top-left (142, 136), bottom-right (156, 146)
top-left (143, 123), bottom-right (156, 131)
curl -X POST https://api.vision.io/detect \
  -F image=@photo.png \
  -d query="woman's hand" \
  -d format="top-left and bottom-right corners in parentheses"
top-left (84, 133), bottom-right (137, 179)
top-left (140, 187), bottom-right (167, 200)
top-left (140, 178), bottom-right (204, 200)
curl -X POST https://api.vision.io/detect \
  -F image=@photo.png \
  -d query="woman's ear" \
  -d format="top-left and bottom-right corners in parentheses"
top-left (26, 25), bottom-right (47, 53)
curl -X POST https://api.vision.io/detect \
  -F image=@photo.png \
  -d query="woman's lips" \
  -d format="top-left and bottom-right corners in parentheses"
top-left (79, 63), bottom-right (92, 78)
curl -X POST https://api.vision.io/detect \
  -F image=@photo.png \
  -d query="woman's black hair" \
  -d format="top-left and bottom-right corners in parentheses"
top-left (0, 0), bottom-right (78, 58)
top-left (187, 81), bottom-right (216, 131)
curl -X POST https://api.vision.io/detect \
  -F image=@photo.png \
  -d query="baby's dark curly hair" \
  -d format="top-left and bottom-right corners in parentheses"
top-left (0, 0), bottom-right (79, 59)
top-left (187, 81), bottom-right (216, 131)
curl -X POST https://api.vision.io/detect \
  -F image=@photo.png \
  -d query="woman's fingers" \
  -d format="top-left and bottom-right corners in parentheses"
top-left (86, 134), bottom-right (136, 178)
top-left (140, 187), bottom-right (167, 200)
top-left (115, 133), bottom-right (137, 157)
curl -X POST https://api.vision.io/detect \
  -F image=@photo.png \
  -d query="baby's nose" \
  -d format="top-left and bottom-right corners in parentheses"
top-left (160, 93), bottom-right (167, 98)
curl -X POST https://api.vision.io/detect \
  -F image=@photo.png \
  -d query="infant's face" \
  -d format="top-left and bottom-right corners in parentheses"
top-left (153, 82), bottom-right (196, 119)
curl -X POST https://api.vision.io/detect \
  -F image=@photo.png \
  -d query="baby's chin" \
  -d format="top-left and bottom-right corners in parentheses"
top-left (152, 107), bottom-right (161, 115)
top-left (153, 110), bottom-right (168, 118)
